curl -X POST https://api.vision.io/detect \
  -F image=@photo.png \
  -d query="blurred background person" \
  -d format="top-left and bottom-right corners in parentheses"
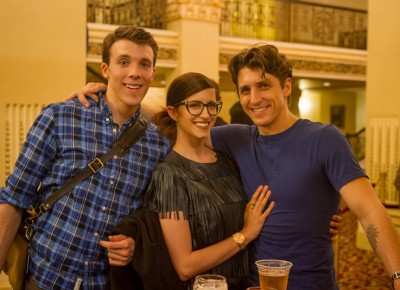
top-left (230, 101), bottom-right (254, 125)
top-left (209, 79), bottom-right (228, 127)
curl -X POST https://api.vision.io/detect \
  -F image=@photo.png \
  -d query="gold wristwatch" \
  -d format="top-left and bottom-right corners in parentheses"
top-left (392, 271), bottom-right (400, 289)
top-left (232, 232), bottom-right (247, 251)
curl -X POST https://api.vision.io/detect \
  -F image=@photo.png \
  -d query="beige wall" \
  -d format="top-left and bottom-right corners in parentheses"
top-left (0, 0), bottom-right (87, 185)
top-left (166, 19), bottom-right (220, 88)
top-left (299, 90), bottom-right (322, 123)
top-left (299, 88), bottom-right (362, 135)
top-left (365, 0), bottom-right (400, 176)
top-left (366, 0), bottom-right (400, 117)
top-left (320, 89), bottom-right (357, 135)
top-left (355, 90), bottom-right (366, 132)
top-left (0, 0), bottom-right (87, 103)
top-left (220, 91), bottom-right (239, 123)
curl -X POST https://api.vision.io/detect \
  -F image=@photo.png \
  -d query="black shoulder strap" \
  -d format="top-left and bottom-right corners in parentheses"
top-left (38, 116), bottom-right (148, 214)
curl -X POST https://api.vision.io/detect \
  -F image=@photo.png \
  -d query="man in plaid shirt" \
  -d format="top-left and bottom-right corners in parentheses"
top-left (0, 25), bottom-right (169, 290)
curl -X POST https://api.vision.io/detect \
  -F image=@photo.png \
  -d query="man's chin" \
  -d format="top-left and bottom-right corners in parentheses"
top-left (247, 115), bottom-right (259, 124)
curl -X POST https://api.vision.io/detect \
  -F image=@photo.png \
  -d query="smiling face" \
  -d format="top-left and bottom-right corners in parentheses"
top-left (101, 39), bottom-right (155, 117)
top-left (237, 67), bottom-right (292, 135)
top-left (168, 88), bottom-right (217, 144)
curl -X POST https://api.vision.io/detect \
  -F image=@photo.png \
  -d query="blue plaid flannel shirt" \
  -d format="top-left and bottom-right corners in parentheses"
top-left (0, 95), bottom-right (170, 289)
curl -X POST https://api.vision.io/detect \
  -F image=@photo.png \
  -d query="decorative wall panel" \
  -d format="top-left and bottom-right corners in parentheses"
top-left (4, 104), bottom-right (45, 178)
top-left (290, 2), bottom-right (367, 49)
top-left (367, 117), bottom-right (400, 206)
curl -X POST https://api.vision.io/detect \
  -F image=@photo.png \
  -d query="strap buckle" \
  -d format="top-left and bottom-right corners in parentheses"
top-left (88, 158), bottom-right (104, 173)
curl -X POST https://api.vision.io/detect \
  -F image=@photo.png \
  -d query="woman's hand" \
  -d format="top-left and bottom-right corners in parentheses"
top-left (242, 185), bottom-right (275, 243)
top-left (329, 210), bottom-right (343, 240)
top-left (66, 82), bottom-right (107, 107)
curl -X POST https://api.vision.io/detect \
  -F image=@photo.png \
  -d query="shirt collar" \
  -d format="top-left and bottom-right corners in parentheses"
top-left (98, 90), bottom-right (142, 128)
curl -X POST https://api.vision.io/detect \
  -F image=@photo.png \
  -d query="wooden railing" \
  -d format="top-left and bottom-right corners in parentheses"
top-left (87, 0), bottom-right (367, 50)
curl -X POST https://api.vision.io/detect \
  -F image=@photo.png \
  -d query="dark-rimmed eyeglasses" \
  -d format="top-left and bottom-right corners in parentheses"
top-left (174, 101), bottom-right (223, 116)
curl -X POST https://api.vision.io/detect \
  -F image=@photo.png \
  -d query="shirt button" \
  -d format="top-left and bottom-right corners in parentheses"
top-left (84, 261), bottom-right (89, 266)
top-left (106, 118), bottom-right (110, 122)
top-left (102, 206), bottom-right (107, 211)
top-left (94, 232), bottom-right (99, 237)
top-left (110, 180), bottom-right (114, 185)
top-left (113, 128), bottom-right (117, 133)
top-left (113, 155), bottom-right (118, 159)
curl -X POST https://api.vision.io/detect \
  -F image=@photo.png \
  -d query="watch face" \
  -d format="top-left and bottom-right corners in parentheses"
top-left (233, 233), bottom-right (245, 244)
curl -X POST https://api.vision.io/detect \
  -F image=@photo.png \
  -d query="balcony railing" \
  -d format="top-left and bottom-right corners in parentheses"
top-left (87, 0), bottom-right (166, 28)
top-left (220, 0), bottom-right (367, 49)
top-left (87, 0), bottom-right (367, 50)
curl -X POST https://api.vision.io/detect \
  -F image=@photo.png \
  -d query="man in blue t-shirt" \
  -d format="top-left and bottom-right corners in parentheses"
top-left (210, 44), bottom-right (400, 289)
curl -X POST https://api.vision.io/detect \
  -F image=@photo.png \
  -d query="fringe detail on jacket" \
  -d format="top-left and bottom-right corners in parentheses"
top-left (144, 151), bottom-right (249, 289)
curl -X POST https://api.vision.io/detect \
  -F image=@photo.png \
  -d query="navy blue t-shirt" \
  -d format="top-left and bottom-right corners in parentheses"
top-left (211, 119), bottom-right (366, 290)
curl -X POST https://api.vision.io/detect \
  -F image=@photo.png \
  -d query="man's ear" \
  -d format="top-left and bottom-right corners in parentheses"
top-left (283, 78), bottom-right (292, 98)
top-left (151, 67), bottom-right (156, 81)
top-left (101, 63), bottom-right (109, 79)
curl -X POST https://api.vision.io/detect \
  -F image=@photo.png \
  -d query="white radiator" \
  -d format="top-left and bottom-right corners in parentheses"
top-left (367, 116), bottom-right (400, 206)
top-left (5, 103), bottom-right (45, 177)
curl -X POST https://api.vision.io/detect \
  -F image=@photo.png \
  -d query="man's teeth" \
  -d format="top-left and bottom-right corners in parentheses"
top-left (253, 107), bottom-right (266, 112)
top-left (125, 84), bottom-right (140, 89)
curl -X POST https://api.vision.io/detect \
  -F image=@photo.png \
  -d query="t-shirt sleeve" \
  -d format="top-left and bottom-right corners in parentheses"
top-left (319, 124), bottom-right (367, 192)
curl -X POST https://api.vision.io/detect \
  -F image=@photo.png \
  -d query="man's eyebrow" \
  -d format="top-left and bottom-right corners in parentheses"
top-left (115, 54), bottom-right (129, 60)
top-left (258, 77), bottom-right (271, 84)
top-left (257, 78), bottom-right (273, 86)
top-left (238, 84), bottom-right (249, 91)
top-left (238, 78), bottom-right (269, 89)
top-left (115, 54), bottom-right (152, 62)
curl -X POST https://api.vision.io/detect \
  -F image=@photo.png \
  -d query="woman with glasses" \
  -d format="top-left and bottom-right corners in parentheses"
top-left (69, 73), bottom-right (341, 290)
top-left (143, 72), bottom-right (274, 290)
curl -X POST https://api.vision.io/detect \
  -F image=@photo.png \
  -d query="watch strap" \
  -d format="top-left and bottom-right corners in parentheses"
top-left (392, 271), bottom-right (400, 289)
top-left (238, 241), bottom-right (246, 251)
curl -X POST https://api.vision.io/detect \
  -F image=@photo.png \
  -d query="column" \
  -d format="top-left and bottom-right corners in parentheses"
top-left (164, 0), bottom-right (224, 84)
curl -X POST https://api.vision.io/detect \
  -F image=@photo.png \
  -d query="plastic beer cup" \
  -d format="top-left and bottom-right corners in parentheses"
top-left (255, 259), bottom-right (293, 290)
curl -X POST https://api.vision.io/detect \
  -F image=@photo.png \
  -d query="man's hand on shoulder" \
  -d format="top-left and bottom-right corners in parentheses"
top-left (66, 83), bottom-right (107, 107)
